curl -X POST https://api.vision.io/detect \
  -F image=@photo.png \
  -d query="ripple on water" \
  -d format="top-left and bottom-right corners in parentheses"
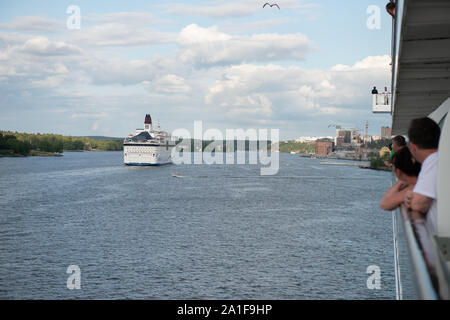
top-left (0, 152), bottom-right (395, 299)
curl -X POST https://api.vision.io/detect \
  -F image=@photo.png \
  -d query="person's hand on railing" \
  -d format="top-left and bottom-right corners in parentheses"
top-left (403, 192), bottom-right (426, 224)
top-left (404, 190), bottom-right (414, 209)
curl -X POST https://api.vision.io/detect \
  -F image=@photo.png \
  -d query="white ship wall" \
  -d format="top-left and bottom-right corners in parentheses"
top-left (124, 145), bottom-right (173, 165)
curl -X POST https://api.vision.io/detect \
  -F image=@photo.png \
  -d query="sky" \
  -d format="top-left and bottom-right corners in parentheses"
top-left (0, 0), bottom-right (393, 140)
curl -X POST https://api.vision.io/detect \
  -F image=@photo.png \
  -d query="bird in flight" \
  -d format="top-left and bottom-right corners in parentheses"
top-left (263, 3), bottom-right (280, 9)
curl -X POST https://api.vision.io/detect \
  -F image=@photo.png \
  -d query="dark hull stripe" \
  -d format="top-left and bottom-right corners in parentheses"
top-left (124, 162), bottom-right (172, 166)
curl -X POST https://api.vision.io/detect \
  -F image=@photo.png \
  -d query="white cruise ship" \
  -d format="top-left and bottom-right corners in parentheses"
top-left (123, 114), bottom-right (176, 166)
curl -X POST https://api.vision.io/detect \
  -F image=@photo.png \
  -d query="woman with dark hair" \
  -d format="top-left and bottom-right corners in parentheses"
top-left (380, 147), bottom-right (421, 211)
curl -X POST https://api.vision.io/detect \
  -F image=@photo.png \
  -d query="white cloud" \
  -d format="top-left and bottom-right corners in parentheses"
top-left (21, 36), bottom-right (82, 56)
top-left (332, 55), bottom-right (391, 71)
top-left (178, 24), bottom-right (315, 66)
top-left (178, 24), bottom-right (231, 44)
top-left (205, 55), bottom-right (391, 122)
top-left (31, 75), bottom-right (66, 88)
top-left (0, 31), bottom-right (32, 48)
top-left (85, 12), bottom-right (160, 25)
top-left (80, 55), bottom-right (178, 85)
top-left (71, 112), bottom-right (109, 120)
top-left (0, 13), bottom-right (173, 48)
top-left (223, 94), bottom-right (273, 118)
top-left (0, 36), bottom-right (78, 88)
top-left (151, 74), bottom-right (191, 93)
top-left (0, 31), bottom-right (178, 88)
top-left (67, 23), bottom-right (175, 47)
top-left (0, 9), bottom-right (390, 137)
top-left (0, 16), bottom-right (63, 32)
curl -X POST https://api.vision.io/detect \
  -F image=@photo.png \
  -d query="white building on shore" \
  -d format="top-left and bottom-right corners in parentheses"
top-left (294, 136), bottom-right (333, 143)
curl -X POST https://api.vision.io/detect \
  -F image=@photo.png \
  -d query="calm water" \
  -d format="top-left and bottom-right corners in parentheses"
top-left (0, 151), bottom-right (395, 299)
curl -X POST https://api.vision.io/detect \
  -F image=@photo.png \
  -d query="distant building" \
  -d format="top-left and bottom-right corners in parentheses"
top-left (381, 126), bottom-right (392, 139)
top-left (335, 128), bottom-right (358, 147)
top-left (371, 135), bottom-right (382, 141)
top-left (315, 141), bottom-right (334, 155)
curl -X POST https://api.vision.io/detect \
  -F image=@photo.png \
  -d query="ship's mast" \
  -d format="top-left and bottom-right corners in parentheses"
top-left (364, 120), bottom-right (369, 159)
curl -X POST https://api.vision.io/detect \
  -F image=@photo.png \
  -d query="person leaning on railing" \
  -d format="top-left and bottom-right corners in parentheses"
top-left (392, 135), bottom-right (406, 154)
top-left (384, 135), bottom-right (407, 167)
top-left (404, 117), bottom-right (441, 236)
top-left (380, 147), bottom-right (421, 211)
top-left (383, 87), bottom-right (390, 105)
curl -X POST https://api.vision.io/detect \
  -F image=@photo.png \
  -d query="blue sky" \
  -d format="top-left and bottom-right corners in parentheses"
top-left (0, 0), bottom-right (392, 139)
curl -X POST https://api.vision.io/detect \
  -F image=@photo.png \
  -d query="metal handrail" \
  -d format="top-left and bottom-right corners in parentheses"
top-left (396, 205), bottom-right (438, 299)
top-left (391, 171), bottom-right (438, 299)
top-left (392, 209), bottom-right (403, 299)
top-left (428, 234), bottom-right (450, 299)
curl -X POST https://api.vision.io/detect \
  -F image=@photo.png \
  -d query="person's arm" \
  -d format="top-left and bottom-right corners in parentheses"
top-left (380, 181), bottom-right (411, 211)
top-left (404, 191), bottom-right (433, 214)
top-left (410, 193), bottom-right (433, 214)
top-left (405, 154), bottom-right (438, 215)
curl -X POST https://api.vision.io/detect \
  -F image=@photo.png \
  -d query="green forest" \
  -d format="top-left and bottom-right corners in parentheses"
top-left (0, 131), bottom-right (123, 156)
top-left (278, 141), bottom-right (316, 154)
top-left (180, 140), bottom-right (316, 153)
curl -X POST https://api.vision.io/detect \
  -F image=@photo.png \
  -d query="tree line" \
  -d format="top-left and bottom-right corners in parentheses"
top-left (278, 141), bottom-right (316, 154)
top-left (0, 131), bottom-right (123, 156)
top-left (176, 139), bottom-right (275, 151)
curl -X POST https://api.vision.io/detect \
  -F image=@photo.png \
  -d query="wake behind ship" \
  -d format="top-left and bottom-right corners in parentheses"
top-left (123, 114), bottom-right (176, 165)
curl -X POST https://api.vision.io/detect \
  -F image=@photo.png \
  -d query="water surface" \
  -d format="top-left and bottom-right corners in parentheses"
top-left (0, 152), bottom-right (395, 299)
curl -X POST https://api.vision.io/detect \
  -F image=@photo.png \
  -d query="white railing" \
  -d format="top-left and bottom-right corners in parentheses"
top-left (373, 93), bottom-right (392, 113)
top-left (394, 192), bottom-right (450, 299)
top-left (396, 205), bottom-right (438, 299)
top-left (392, 209), bottom-right (403, 300)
